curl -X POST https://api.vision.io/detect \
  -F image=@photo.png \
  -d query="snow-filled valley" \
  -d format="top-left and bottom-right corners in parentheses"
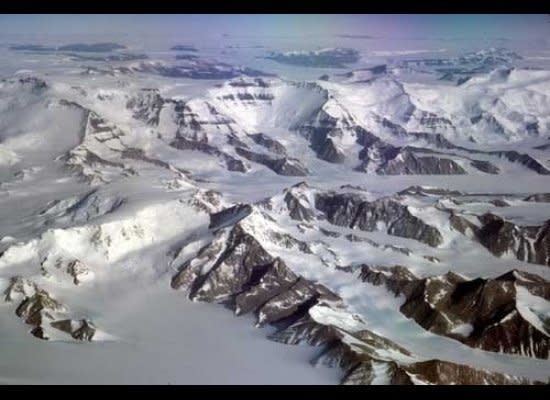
top-left (1, 30), bottom-right (550, 385)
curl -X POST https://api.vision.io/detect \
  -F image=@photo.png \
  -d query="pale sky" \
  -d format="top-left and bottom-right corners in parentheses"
top-left (0, 14), bottom-right (548, 41)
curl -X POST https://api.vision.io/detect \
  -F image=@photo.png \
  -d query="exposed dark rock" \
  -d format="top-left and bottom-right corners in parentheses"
top-left (476, 214), bottom-right (541, 263)
top-left (11, 287), bottom-right (67, 340)
top-left (235, 147), bottom-right (308, 176)
top-left (126, 89), bottom-right (164, 126)
top-left (171, 224), bottom-right (338, 324)
top-left (450, 211), bottom-right (550, 267)
top-left (490, 199), bottom-right (510, 207)
top-left (68, 53), bottom-right (148, 62)
top-left (58, 43), bottom-right (126, 52)
top-left (209, 204), bottom-right (253, 230)
top-left (16, 76), bottom-right (49, 93)
top-left (318, 138), bottom-right (347, 164)
top-left (402, 359), bottom-right (530, 385)
top-left (39, 188), bottom-right (126, 225)
top-left (272, 305), bottom-right (530, 385)
top-left (62, 148), bottom-right (137, 184)
top-left (282, 182), bottom-right (315, 222)
top-left (248, 133), bottom-right (287, 155)
top-left (170, 222), bottom-right (537, 384)
top-left (416, 111), bottom-right (455, 132)
top-left (66, 260), bottom-right (92, 285)
top-left (50, 319), bottom-right (96, 341)
top-left (170, 137), bottom-right (249, 173)
top-left (434, 142), bottom-right (549, 175)
top-left (265, 48), bottom-right (360, 68)
top-left (398, 185), bottom-right (463, 197)
top-left (3, 276), bottom-right (38, 303)
top-left (315, 192), bottom-right (443, 247)
top-left (120, 147), bottom-right (191, 178)
top-left (376, 149), bottom-right (466, 175)
top-left (470, 159), bottom-right (500, 174)
top-left (319, 228), bottom-right (341, 238)
top-left (359, 264), bottom-right (419, 298)
top-left (131, 60), bottom-right (273, 80)
top-left (302, 122), bottom-right (350, 164)
top-left (491, 151), bottom-right (550, 175)
top-left (234, 258), bottom-right (299, 317)
top-left (359, 264), bottom-right (550, 359)
top-left (9, 44), bottom-right (56, 52)
top-left (524, 193), bottom-right (550, 203)
top-left (449, 212), bottom-right (480, 236)
top-left (423, 255), bottom-right (441, 263)
top-left (407, 132), bottom-right (457, 149)
top-left (175, 54), bottom-right (199, 61)
top-left (171, 45), bottom-right (198, 52)
top-left (533, 143), bottom-right (550, 150)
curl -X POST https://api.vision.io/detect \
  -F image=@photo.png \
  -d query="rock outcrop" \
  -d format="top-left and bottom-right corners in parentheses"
top-left (315, 193), bottom-right (443, 247)
top-left (3, 276), bottom-right (99, 341)
top-left (171, 225), bottom-right (537, 384)
top-left (359, 264), bottom-right (550, 359)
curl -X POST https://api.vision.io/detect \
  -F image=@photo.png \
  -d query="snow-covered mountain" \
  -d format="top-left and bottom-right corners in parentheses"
top-left (0, 40), bottom-right (550, 385)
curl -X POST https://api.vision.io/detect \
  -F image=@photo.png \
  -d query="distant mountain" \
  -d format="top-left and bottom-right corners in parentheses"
top-left (265, 47), bottom-right (360, 68)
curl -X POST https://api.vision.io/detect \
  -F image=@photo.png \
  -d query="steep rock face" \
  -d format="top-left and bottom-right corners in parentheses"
top-left (4, 76), bottom-right (49, 94)
top-left (342, 358), bottom-right (532, 385)
top-left (66, 259), bottom-right (93, 285)
top-left (235, 147), bottom-right (308, 176)
top-left (280, 182), bottom-right (316, 222)
top-left (449, 212), bottom-right (480, 237)
top-left (446, 210), bottom-right (550, 267)
top-left (50, 319), bottom-right (96, 341)
top-left (407, 132), bottom-right (457, 149)
top-left (359, 265), bottom-right (550, 359)
top-left (474, 214), bottom-right (550, 267)
top-left (270, 304), bottom-right (530, 385)
top-left (209, 204), bottom-right (253, 231)
top-left (416, 110), bottom-right (455, 132)
top-left (524, 193), bottom-right (550, 203)
top-left (450, 146), bottom-right (550, 175)
top-left (534, 222), bottom-right (550, 267)
top-left (39, 188), bottom-right (126, 225)
top-left (3, 276), bottom-right (100, 341)
top-left (171, 226), bottom-right (531, 384)
top-left (317, 137), bottom-right (348, 164)
top-left (170, 137), bottom-right (249, 173)
top-left (400, 359), bottom-right (530, 385)
top-left (14, 287), bottom-right (67, 340)
top-left (303, 123), bottom-right (350, 164)
top-left (57, 107), bottom-right (139, 185)
top-left (171, 224), bottom-right (340, 324)
top-left (470, 159), bottom-right (500, 174)
top-left (376, 149), bottom-right (466, 175)
top-left (248, 133), bottom-right (287, 155)
top-left (126, 88), bottom-right (165, 126)
top-left (3, 276), bottom-right (39, 303)
top-left (398, 185), bottom-right (463, 197)
top-left (358, 264), bottom-right (419, 297)
top-left (353, 129), bottom-right (469, 176)
top-left (315, 193), bottom-right (443, 247)
top-left (188, 189), bottom-right (223, 213)
top-left (234, 257), bottom-right (299, 317)
top-left (62, 148), bottom-right (137, 185)
top-left (491, 151), bottom-right (550, 175)
top-left (476, 214), bottom-right (532, 259)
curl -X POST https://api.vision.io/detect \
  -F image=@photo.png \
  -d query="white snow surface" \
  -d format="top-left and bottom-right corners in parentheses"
top-left (0, 34), bottom-right (550, 384)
